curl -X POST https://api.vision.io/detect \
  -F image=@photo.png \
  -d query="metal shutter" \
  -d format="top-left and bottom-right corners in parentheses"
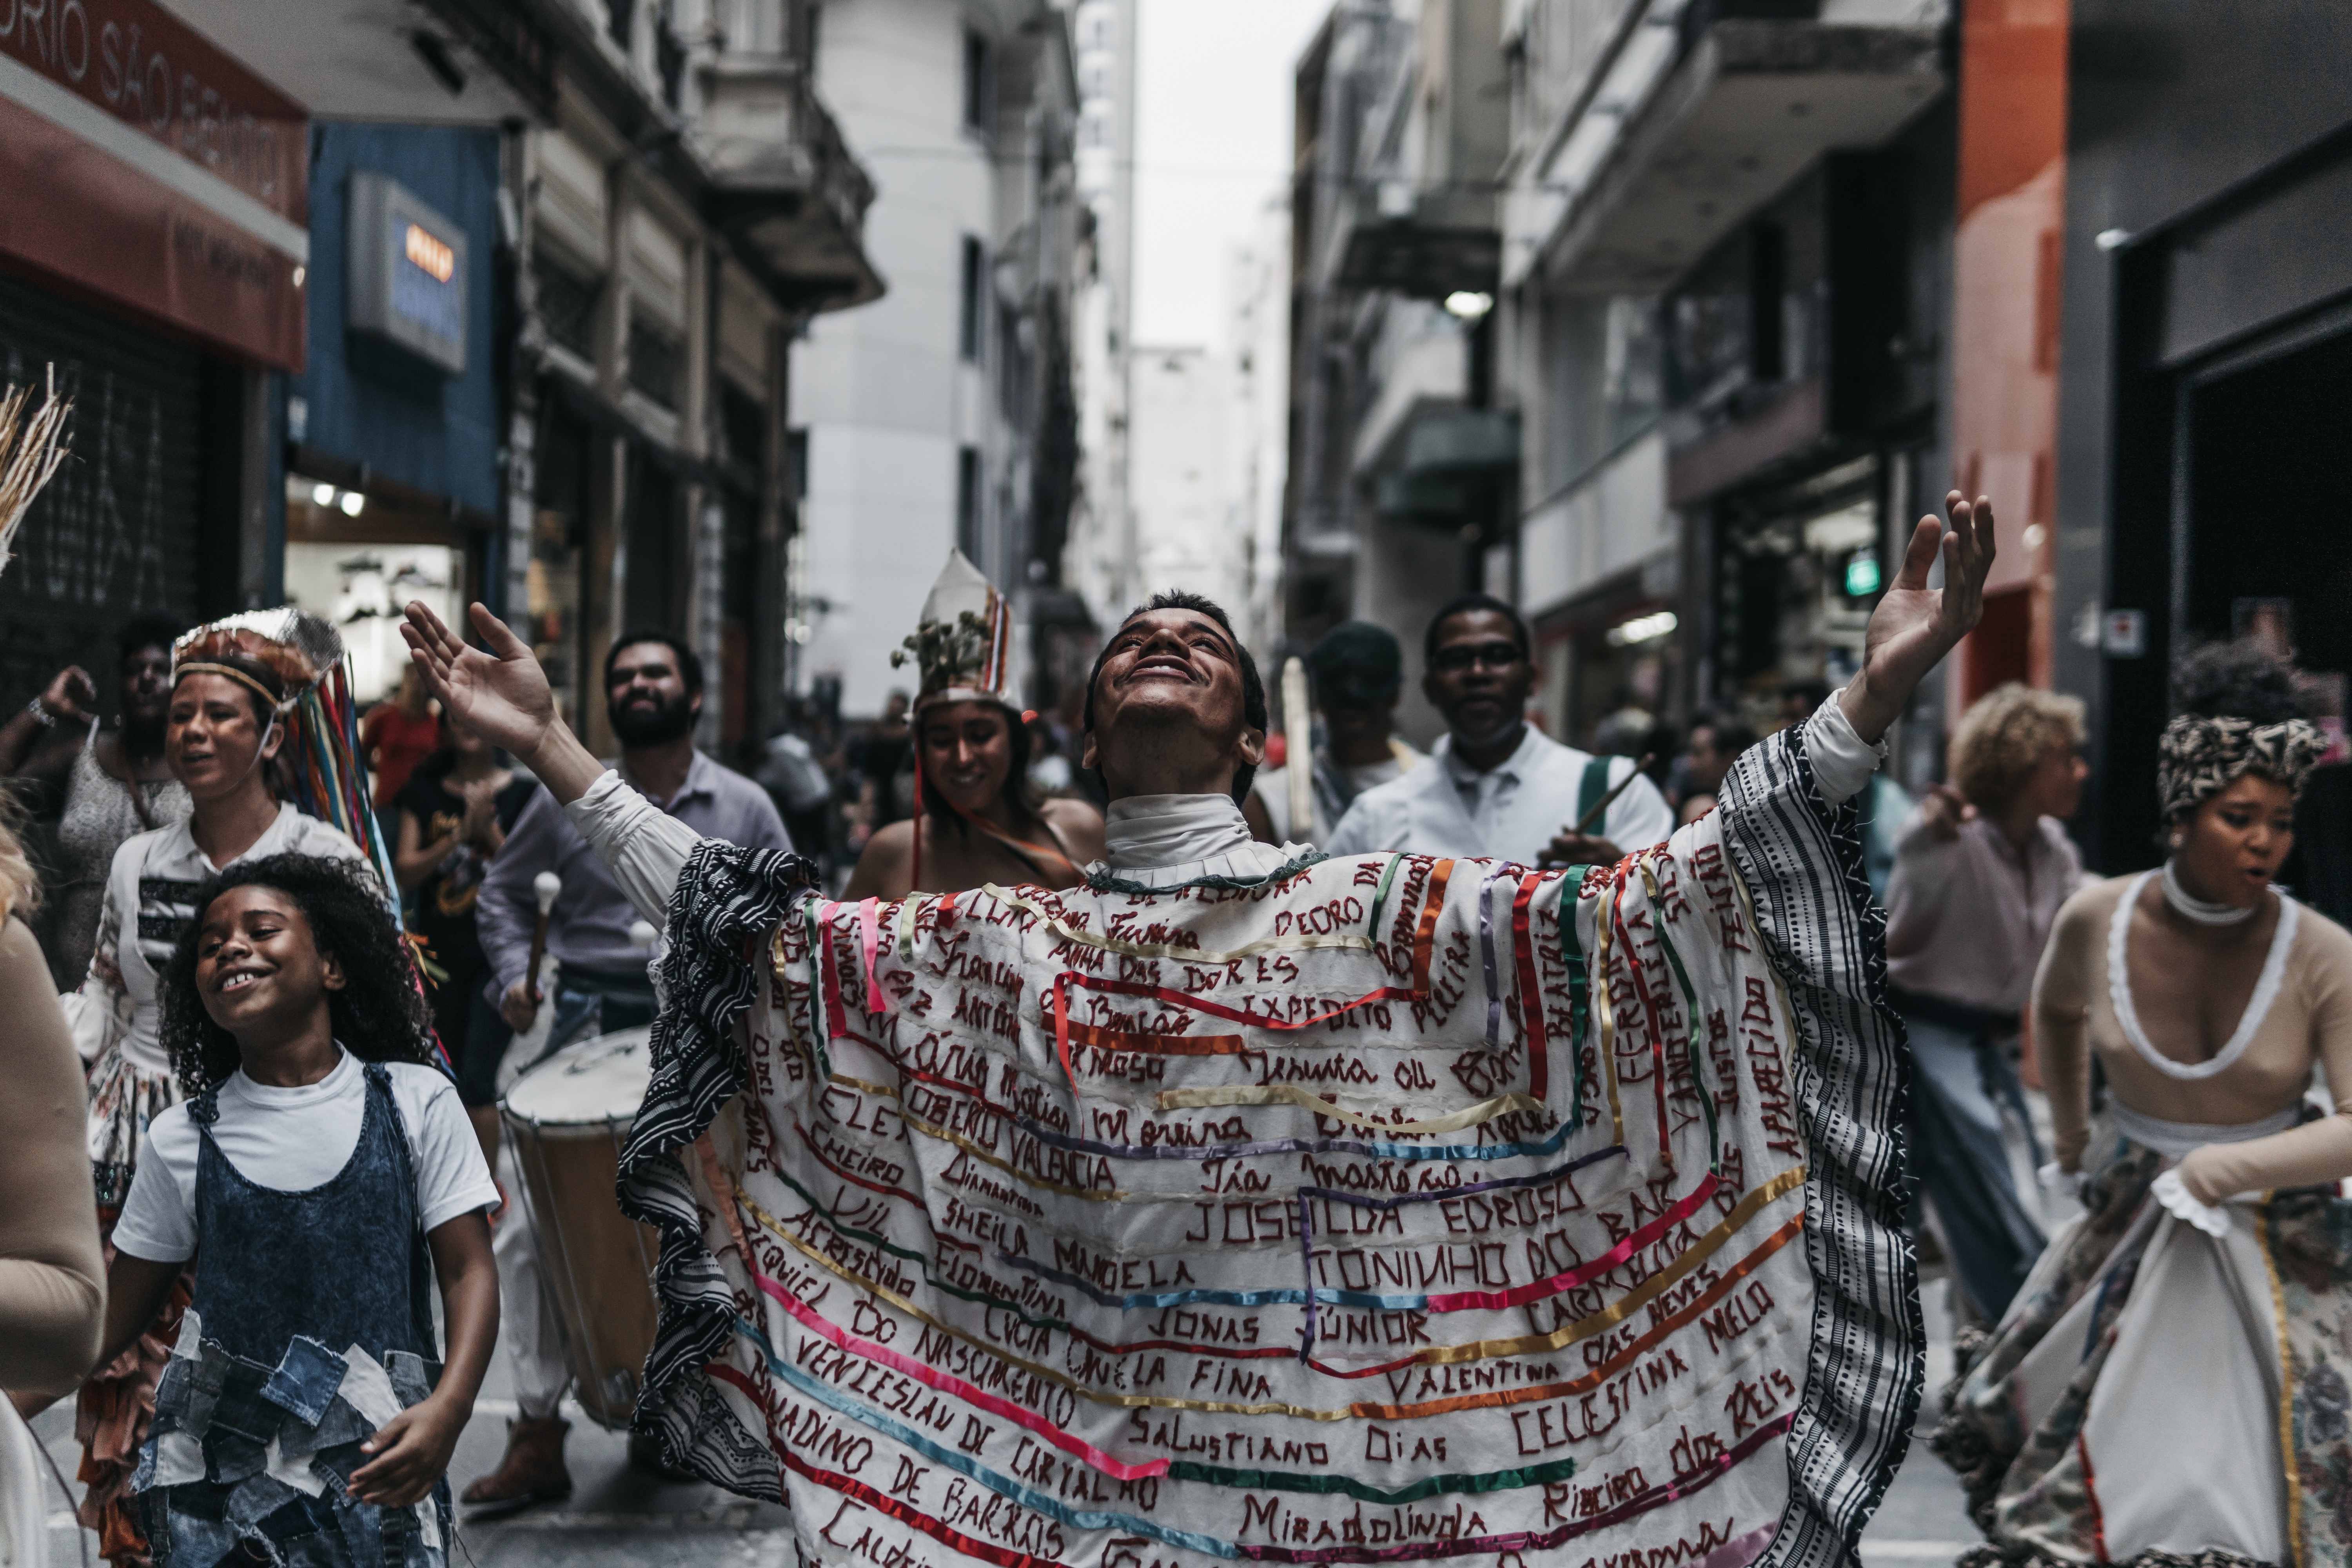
top-left (0, 275), bottom-right (204, 705)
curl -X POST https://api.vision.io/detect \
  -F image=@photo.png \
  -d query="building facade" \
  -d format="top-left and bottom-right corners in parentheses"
top-left (0, 0), bottom-right (880, 771)
top-left (0, 0), bottom-right (549, 702)
top-left (1061, 0), bottom-right (1136, 638)
top-left (790, 0), bottom-right (1081, 719)
top-left (1281, 0), bottom-right (1511, 743)
top-left (2045, 0), bottom-right (2352, 906)
top-left (1227, 198), bottom-right (1293, 662)
top-left (284, 124), bottom-right (508, 705)
top-left (510, 0), bottom-right (880, 758)
top-left (1490, 0), bottom-right (1953, 771)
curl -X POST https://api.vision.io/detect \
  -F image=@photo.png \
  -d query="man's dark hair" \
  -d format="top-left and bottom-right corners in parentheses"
top-left (605, 629), bottom-right (705, 695)
top-left (160, 855), bottom-right (436, 1096)
top-left (118, 615), bottom-right (188, 665)
top-left (1689, 710), bottom-right (1757, 757)
top-left (1307, 621), bottom-right (1403, 709)
top-left (1081, 590), bottom-right (1267, 805)
top-left (1423, 593), bottom-right (1532, 665)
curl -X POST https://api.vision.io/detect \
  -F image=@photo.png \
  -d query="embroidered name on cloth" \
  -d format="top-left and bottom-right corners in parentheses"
top-left (621, 737), bottom-right (1915, 1568)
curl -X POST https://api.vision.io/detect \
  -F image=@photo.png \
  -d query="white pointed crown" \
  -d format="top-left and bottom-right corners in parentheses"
top-left (891, 550), bottom-right (1013, 711)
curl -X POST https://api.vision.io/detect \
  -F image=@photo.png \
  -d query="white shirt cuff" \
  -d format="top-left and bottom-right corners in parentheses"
top-left (1804, 689), bottom-right (1890, 806)
top-left (562, 770), bottom-right (703, 927)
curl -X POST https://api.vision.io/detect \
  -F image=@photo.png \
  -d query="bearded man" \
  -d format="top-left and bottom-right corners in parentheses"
top-left (406, 494), bottom-right (1997, 1568)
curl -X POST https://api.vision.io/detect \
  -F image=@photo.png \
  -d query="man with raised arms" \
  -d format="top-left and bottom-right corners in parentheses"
top-left (402, 492), bottom-right (1995, 1568)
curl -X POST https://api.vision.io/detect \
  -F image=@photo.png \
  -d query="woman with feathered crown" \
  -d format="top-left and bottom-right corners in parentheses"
top-left (842, 550), bottom-right (1102, 897)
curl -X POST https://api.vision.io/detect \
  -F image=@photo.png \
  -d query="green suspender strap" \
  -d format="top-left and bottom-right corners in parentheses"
top-left (1576, 754), bottom-right (1615, 831)
top-left (1559, 865), bottom-right (1591, 1130)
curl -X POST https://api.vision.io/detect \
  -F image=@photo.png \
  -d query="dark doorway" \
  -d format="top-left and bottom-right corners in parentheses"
top-left (2184, 325), bottom-right (2352, 924)
top-left (622, 457), bottom-right (684, 634)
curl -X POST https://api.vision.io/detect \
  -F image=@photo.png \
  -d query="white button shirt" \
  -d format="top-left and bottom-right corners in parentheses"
top-left (1325, 726), bottom-right (1675, 864)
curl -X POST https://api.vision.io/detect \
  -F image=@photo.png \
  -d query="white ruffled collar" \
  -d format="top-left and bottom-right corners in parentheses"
top-left (1091, 793), bottom-right (1312, 889)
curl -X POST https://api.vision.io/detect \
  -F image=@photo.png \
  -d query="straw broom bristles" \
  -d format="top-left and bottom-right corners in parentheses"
top-left (0, 365), bottom-right (74, 575)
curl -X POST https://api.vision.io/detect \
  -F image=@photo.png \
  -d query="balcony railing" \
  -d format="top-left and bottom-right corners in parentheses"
top-left (693, 54), bottom-right (883, 311)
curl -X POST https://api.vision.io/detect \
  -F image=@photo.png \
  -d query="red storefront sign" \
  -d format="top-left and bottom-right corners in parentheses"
top-left (0, 0), bottom-right (308, 368)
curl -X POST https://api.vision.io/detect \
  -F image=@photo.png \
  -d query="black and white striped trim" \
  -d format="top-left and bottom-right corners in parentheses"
top-left (1722, 726), bottom-right (1924, 1568)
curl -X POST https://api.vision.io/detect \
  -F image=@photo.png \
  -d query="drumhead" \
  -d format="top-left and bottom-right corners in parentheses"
top-left (505, 1027), bottom-right (655, 1127)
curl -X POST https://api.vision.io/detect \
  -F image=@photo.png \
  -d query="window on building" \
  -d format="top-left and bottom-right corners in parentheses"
top-left (720, 380), bottom-right (767, 475)
top-left (958, 236), bottom-right (985, 363)
top-left (955, 446), bottom-right (982, 562)
top-left (607, 0), bottom-right (635, 50)
top-left (656, 18), bottom-right (686, 108)
top-left (737, 0), bottom-right (786, 54)
top-left (962, 29), bottom-right (991, 131)
top-left (804, 3), bottom-right (820, 65)
top-left (628, 314), bottom-right (684, 410)
top-left (1747, 221), bottom-right (1786, 384)
top-left (534, 256), bottom-right (600, 361)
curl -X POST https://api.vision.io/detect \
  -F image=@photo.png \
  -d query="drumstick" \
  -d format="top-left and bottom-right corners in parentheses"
top-left (527, 871), bottom-right (561, 1002)
top-left (1281, 657), bottom-right (1311, 838)
top-left (1571, 754), bottom-right (1655, 836)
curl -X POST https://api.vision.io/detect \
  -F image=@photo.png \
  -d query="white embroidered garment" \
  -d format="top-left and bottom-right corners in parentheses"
top-left (1095, 793), bottom-right (1312, 887)
top-left (608, 724), bottom-right (1920, 1568)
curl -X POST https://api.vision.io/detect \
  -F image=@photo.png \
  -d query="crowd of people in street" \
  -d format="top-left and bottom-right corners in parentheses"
top-left (0, 482), bottom-right (2347, 1568)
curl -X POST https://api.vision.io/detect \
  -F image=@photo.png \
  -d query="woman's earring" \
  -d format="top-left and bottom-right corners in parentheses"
top-left (2169, 831), bottom-right (2184, 850)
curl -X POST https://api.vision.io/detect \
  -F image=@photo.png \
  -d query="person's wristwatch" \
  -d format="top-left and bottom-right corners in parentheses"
top-left (24, 694), bottom-right (57, 728)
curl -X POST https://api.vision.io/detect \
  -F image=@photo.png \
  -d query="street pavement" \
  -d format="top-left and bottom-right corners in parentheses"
top-left (1857, 1276), bottom-right (1984, 1568)
top-left (29, 1274), bottom-right (1988, 1568)
top-left (36, 1098), bottom-right (2073, 1568)
top-left (28, 1332), bottom-right (796, 1568)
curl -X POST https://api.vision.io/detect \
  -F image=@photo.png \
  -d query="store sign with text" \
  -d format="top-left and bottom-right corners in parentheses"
top-left (0, 0), bottom-right (308, 368)
top-left (348, 172), bottom-right (468, 376)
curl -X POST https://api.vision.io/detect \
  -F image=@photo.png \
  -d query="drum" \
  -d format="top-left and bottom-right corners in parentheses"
top-left (501, 1027), bottom-right (660, 1430)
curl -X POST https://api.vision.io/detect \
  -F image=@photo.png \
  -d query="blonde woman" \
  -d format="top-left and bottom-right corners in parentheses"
top-left (1885, 682), bottom-right (2090, 1323)
top-left (0, 813), bottom-right (107, 1402)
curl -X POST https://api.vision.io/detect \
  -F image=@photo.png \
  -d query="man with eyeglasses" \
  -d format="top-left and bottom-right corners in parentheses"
top-left (1325, 592), bottom-right (1673, 865)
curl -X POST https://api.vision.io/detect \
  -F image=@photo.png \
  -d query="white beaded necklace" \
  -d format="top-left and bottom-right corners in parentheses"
top-left (2108, 869), bottom-right (2299, 1081)
top-left (2161, 857), bottom-right (2259, 926)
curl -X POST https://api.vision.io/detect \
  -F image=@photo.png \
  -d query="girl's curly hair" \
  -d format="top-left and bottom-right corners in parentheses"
top-left (159, 854), bottom-right (435, 1095)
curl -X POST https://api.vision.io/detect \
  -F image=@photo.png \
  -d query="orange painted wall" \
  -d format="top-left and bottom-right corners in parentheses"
top-left (1948, 0), bottom-right (2070, 719)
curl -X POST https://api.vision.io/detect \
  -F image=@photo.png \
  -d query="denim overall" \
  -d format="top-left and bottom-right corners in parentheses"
top-left (138, 1063), bottom-right (450, 1568)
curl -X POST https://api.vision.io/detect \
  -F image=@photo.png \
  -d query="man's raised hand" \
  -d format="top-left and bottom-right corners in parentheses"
top-left (401, 602), bottom-right (607, 806)
top-left (1840, 491), bottom-right (1996, 743)
top-left (399, 602), bottom-right (556, 760)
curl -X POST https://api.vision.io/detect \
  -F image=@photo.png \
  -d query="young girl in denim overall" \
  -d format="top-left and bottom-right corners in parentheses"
top-left (91, 854), bottom-right (499, 1568)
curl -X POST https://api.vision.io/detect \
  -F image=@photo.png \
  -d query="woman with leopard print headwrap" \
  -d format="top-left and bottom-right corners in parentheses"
top-left (1937, 641), bottom-right (2352, 1568)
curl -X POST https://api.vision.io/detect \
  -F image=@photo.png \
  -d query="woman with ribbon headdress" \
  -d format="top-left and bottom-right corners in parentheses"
top-left (843, 551), bottom-right (1102, 897)
top-left (1937, 640), bottom-right (2352, 1568)
top-left (64, 611), bottom-right (373, 1567)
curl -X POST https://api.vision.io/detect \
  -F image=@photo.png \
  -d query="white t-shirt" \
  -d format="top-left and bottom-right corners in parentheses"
top-left (82, 804), bottom-right (368, 1073)
top-left (1326, 727), bottom-right (1675, 864)
top-left (111, 1050), bottom-right (498, 1263)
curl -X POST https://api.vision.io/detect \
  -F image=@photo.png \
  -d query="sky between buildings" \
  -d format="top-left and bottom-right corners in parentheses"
top-left (1132, 0), bottom-right (1329, 351)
